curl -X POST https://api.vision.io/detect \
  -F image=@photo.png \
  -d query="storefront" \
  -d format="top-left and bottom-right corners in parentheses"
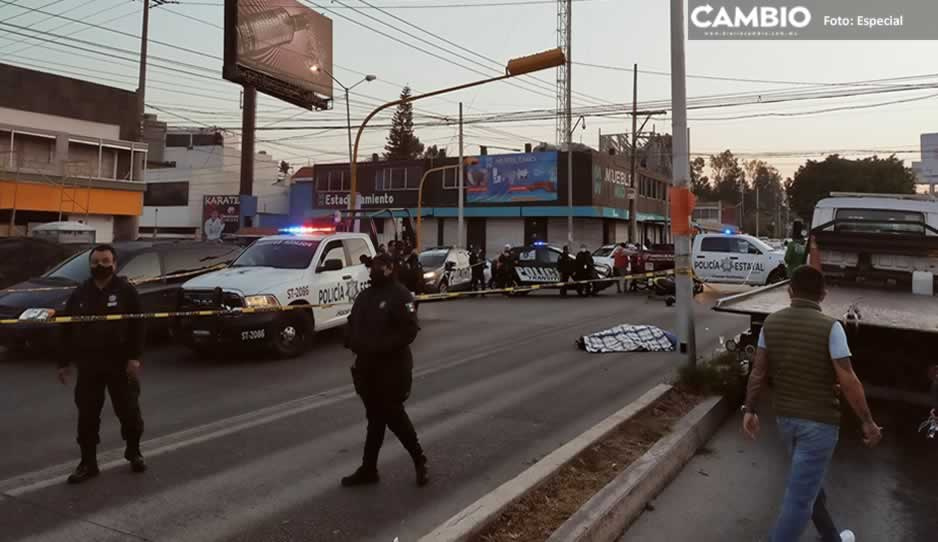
top-left (289, 150), bottom-right (670, 254)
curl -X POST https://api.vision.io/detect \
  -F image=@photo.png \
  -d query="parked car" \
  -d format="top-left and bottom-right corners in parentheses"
top-left (507, 243), bottom-right (613, 293)
top-left (0, 237), bottom-right (89, 291)
top-left (419, 246), bottom-right (473, 294)
top-left (0, 241), bottom-right (243, 356)
top-left (692, 233), bottom-right (786, 285)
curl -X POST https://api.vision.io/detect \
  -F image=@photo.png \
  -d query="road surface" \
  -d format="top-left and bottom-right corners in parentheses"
top-left (0, 288), bottom-right (746, 542)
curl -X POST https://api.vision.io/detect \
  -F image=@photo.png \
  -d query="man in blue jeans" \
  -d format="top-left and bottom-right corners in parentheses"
top-left (741, 265), bottom-right (882, 542)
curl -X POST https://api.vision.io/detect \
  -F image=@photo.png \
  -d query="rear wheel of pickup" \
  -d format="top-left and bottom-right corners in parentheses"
top-left (271, 308), bottom-right (313, 359)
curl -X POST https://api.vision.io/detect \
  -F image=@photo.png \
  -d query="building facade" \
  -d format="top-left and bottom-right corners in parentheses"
top-left (290, 149), bottom-right (670, 255)
top-left (139, 123), bottom-right (288, 239)
top-left (0, 64), bottom-right (147, 241)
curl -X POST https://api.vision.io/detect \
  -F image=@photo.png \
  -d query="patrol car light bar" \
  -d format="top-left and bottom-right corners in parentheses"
top-left (280, 226), bottom-right (336, 234)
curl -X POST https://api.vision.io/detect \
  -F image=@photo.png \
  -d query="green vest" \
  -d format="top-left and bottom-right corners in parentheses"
top-left (784, 240), bottom-right (807, 273)
top-left (763, 299), bottom-right (841, 426)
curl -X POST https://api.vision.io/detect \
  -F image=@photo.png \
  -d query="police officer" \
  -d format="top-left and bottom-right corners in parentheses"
top-left (469, 247), bottom-right (485, 291)
top-left (559, 245), bottom-right (575, 297)
top-left (56, 244), bottom-right (146, 484)
top-left (574, 244), bottom-right (596, 296)
top-left (342, 253), bottom-right (429, 487)
top-left (495, 244), bottom-right (515, 289)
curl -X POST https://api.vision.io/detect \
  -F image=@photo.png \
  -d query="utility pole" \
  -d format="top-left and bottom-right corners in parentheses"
top-left (670, 0), bottom-right (696, 367)
top-left (755, 185), bottom-right (760, 237)
top-left (458, 102), bottom-right (465, 248)
top-left (136, 0), bottom-right (150, 134)
top-left (629, 64), bottom-right (638, 243)
top-left (565, 0), bottom-right (573, 245)
top-left (239, 86), bottom-right (256, 197)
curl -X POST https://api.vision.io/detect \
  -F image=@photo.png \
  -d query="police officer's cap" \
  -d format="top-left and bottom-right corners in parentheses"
top-left (369, 253), bottom-right (393, 267)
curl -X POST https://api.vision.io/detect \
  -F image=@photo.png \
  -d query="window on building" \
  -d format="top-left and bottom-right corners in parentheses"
top-left (442, 168), bottom-right (458, 189)
top-left (144, 181), bottom-right (190, 206)
top-left (375, 168), bottom-right (414, 190)
top-left (316, 170), bottom-right (348, 192)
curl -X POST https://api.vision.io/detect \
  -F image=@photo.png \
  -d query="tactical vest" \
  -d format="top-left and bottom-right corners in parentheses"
top-left (763, 299), bottom-right (841, 426)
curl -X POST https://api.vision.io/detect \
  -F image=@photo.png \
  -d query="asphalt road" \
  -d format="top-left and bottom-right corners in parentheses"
top-left (0, 287), bottom-right (747, 542)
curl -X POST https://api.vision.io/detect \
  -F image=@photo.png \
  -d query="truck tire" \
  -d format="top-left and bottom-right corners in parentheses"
top-left (767, 267), bottom-right (787, 285)
top-left (271, 309), bottom-right (313, 359)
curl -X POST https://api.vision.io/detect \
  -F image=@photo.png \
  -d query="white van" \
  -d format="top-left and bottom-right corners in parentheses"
top-left (179, 230), bottom-right (375, 358)
top-left (693, 233), bottom-right (786, 285)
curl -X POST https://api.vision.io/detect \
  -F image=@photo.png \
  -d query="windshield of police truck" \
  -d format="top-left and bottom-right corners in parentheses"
top-left (834, 208), bottom-right (926, 235)
top-left (232, 239), bottom-right (321, 269)
top-left (418, 249), bottom-right (448, 269)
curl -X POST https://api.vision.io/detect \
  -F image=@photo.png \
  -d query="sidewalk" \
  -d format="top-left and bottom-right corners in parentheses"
top-left (621, 399), bottom-right (937, 542)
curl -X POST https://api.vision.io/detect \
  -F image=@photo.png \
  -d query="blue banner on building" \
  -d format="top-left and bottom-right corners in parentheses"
top-left (466, 152), bottom-right (558, 203)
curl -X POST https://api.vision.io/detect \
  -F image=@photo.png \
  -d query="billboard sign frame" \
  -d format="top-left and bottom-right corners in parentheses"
top-left (223, 0), bottom-right (333, 110)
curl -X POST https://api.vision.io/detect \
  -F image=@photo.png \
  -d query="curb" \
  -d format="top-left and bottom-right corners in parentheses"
top-left (546, 395), bottom-right (729, 542)
top-left (418, 383), bottom-right (673, 542)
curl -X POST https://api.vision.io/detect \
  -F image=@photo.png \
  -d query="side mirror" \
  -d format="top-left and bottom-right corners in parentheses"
top-left (444, 261), bottom-right (455, 271)
top-left (317, 259), bottom-right (344, 273)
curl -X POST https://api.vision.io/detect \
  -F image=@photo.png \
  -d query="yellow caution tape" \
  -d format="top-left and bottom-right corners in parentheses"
top-left (0, 269), bottom-right (677, 325)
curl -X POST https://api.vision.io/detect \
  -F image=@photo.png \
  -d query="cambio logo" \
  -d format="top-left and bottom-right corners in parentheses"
top-left (691, 4), bottom-right (812, 29)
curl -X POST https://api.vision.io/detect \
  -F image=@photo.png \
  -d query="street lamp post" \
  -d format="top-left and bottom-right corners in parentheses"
top-left (309, 66), bottom-right (377, 167)
top-left (348, 49), bottom-right (566, 224)
top-left (416, 157), bottom-right (479, 252)
top-left (567, 115), bottom-right (586, 246)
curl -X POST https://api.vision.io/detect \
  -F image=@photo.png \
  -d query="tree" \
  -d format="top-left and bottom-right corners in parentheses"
top-left (384, 86), bottom-right (424, 160)
top-left (743, 160), bottom-right (785, 236)
top-left (787, 155), bottom-right (916, 221)
top-left (709, 150), bottom-right (745, 204)
top-left (690, 156), bottom-right (712, 199)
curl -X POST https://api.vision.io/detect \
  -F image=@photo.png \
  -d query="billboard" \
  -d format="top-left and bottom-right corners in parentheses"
top-left (202, 195), bottom-right (241, 240)
top-left (223, 0), bottom-right (333, 110)
top-left (591, 151), bottom-right (635, 207)
top-left (466, 152), bottom-right (558, 204)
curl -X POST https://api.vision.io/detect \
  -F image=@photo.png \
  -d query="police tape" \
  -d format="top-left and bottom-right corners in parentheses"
top-left (0, 269), bottom-right (677, 325)
top-left (415, 269), bottom-right (677, 302)
top-left (0, 264), bottom-right (231, 294)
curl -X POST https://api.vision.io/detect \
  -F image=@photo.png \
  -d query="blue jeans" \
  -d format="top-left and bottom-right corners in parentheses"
top-left (770, 416), bottom-right (840, 542)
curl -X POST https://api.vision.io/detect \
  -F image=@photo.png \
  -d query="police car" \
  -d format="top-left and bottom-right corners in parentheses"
top-left (178, 227), bottom-right (375, 358)
top-left (509, 243), bottom-right (613, 292)
top-left (418, 246), bottom-right (473, 294)
top-left (692, 232), bottom-right (787, 286)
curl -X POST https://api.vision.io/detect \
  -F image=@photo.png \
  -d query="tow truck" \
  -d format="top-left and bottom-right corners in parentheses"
top-left (178, 226), bottom-right (375, 359)
top-left (716, 193), bottom-right (938, 402)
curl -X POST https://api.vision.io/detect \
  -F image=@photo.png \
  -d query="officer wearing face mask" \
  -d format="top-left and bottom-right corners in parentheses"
top-left (56, 244), bottom-right (146, 484)
top-left (342, 253), bottom-right (428, 488)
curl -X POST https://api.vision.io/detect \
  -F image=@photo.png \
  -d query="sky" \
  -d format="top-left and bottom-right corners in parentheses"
top-left (1, 0), bottom-right (936, 180)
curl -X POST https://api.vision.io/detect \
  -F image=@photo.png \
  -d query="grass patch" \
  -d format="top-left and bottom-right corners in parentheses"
top-left (676, 351), bottom-right (746, 407)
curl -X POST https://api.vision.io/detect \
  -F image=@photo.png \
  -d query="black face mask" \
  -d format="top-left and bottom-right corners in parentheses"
top-left (91, 265), bottom-right (114, 281)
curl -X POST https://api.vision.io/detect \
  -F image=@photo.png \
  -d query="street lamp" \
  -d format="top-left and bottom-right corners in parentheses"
top-left (567, 115), bottom-right (586, 245)
top-left (348, 48), bottom-right (566, 222)
top-left (310, 65), bottom-right (377, 168)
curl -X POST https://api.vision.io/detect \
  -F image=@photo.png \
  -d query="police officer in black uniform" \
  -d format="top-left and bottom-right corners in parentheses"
top-left (342, 253), bottom-right (429, 487)
top-left (574, 244), bottom-right (596, 296)
top-left (57, 244), bottom-right (146, 484)
top-left (559, 245), bottom-right (575, 297)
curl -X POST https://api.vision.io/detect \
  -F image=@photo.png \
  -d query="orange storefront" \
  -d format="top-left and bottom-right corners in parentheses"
top-left (0, 180), bottom-right (143, 216)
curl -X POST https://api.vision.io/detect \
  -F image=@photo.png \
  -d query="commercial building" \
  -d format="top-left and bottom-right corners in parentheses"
top-left (0, 64), bottom-right (147, 241)
top-left (290, 148), bottom-right (670, 255)
top-left (139, 122), bottom-right (289, 239)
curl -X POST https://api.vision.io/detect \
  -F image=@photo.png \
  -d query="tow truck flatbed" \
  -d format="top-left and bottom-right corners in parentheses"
top-left (714, 281), bottom-right (938, 334)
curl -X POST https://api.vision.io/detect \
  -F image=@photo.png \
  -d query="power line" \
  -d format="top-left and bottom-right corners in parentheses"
top-left (174, 0), bottom-right (601, 8)
top-left (0, 0), bottom-right (67, 24)
top-left (0, 0), bottom-right (121, 55)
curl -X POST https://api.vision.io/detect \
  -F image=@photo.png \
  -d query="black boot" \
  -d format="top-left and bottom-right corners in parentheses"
top-left (125, 442), bottom-right (147, 473)
top-left (67, 460), bottom-right (99, 484)
top-left (415, 455), bottom-right (429, 487)
top-left (341, 466), bottom-right (379, 487)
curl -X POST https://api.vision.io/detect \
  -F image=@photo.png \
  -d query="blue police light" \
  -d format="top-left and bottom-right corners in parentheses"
top-left (279, 225), bottom-right (335, 234)
top-left (532, 241), bottom-right (547, 246)
top-left (723, 229), bottom-right (733, 235)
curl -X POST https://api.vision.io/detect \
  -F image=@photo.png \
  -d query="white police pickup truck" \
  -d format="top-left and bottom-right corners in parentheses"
top-left (692, 232), bottom-right (787, 286)
top-left (178, 228), bottom-right (375, 358)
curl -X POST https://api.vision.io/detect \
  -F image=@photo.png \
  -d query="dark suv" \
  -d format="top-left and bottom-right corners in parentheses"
top-left (0, 241), bottom-right (242, 357)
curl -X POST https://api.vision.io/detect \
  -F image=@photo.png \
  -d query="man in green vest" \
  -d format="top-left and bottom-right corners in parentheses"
top-left (741, 265), bottom-right (882, 542)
